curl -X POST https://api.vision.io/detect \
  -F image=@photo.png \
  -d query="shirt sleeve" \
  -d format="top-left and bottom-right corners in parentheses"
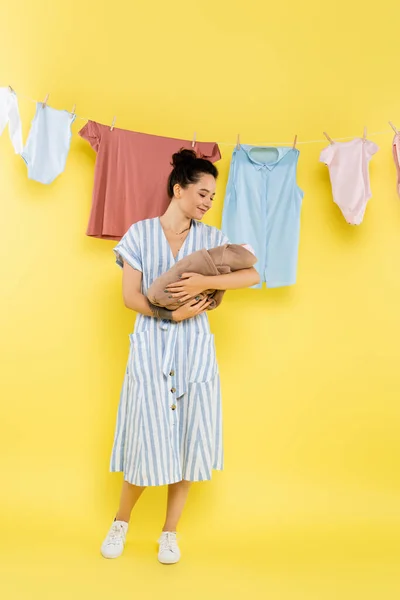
top-left (365, 140), bottom-right (379, 159)
top-left (78, 120), bottom-right (101, 152)
top-left (320, 144), bottom-right (335, 165)
top-left (113, 223), bottom-right (142, 272)
top-left (197, 142), bottom-right (221, 163)
top-left (8, 92), bottom-right (23, 154)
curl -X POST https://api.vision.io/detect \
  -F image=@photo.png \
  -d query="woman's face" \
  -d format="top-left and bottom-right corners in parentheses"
top-left (174, 173), bottom-right (216, 220)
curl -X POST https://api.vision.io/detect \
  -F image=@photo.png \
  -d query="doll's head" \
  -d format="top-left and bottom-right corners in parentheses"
top-left (240, 243), bottom-right (256, 255)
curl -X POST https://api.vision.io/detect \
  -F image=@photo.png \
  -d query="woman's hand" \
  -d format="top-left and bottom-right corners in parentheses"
top-left (172, 296), bottom-right (212, 322)
top-left (166, 273), bottom-right (209, 304)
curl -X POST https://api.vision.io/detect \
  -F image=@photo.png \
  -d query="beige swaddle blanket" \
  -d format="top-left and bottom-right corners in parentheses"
top-left (147, 244), bottom-right (257, 310)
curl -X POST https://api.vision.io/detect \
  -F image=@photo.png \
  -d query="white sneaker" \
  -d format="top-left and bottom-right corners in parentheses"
top-left (158, 531), bottom-right (181, 564)
top-left (101, 520), bottom-right (129, 559)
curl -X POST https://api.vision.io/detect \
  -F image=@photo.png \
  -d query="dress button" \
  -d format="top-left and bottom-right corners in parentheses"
top-left (169, 370), bottom-right (175, 376)
top-left (171, 404), bottom-right (177, 410)
top-left (170, 387), bottom-right (176, 393)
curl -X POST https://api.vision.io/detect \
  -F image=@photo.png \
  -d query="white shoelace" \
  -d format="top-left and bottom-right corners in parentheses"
top-left (108, 522), bottom-right (127, 544)
top-left (159, 532), bottom-right (178, 553)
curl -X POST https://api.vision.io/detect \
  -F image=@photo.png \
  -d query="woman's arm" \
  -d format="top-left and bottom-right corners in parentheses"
top-left (203, 267), bottom-right (260, 290)
top-left (121, 262), bottom-right (213, 321)
top-left (167, 267), bottom-right (260, 300)
top-left (122, 263), bottom-right (155, 316)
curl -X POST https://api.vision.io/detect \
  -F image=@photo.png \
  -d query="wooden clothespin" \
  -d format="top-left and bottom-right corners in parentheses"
top-left (8, 85), bottom-right (16, 94)
top-left (42, 93), bottom-right (49, 109)
top-left (323, 131), bottom-right (334, 145)
top-left (363, 126), bottom-right (367, 140)
top-left (236, 134), bottom-right (241, 150)
top-left (70, 104), bottom-right (76, 119)
top-left (293, 134), bottom-right (298, 149)
top-left (389, 121), bottom-right (398, 134)
top-left (110, 116), bottom-right (116, 131)
top-left (191, 132), bottom-right (196, 148)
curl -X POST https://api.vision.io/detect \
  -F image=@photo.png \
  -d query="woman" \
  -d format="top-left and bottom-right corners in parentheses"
top-left (101, 149), bottom-right (260, 564)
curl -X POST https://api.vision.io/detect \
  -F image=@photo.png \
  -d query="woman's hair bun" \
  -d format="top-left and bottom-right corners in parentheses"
top-left (171, 148), bottom-right (197, 168)
top-left (167, 146), bottom-right (218, 198)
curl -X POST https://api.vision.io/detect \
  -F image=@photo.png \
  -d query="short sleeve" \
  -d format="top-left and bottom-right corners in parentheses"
top-left (365, 140), bottom-right (379, 159)
top-left (78, 120), bottom-right (101, 152)
top-left (393, 135), bottom-right (400, 164)
top-left (320, 144), bottom-right (335, 165)
top-left (197, 142), bottom-right (221, 163)
top-left (113, 223), bottom-right (142, 272)
top-left (8, 92), bottom-right (23, 154)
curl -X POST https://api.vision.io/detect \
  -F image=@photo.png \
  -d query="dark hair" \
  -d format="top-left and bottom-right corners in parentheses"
top-left (167, 148), bottom-right (218, 198)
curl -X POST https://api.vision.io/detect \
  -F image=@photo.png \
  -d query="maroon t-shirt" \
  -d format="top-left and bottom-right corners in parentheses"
top-left (78, 121), bottom-right (221, 240)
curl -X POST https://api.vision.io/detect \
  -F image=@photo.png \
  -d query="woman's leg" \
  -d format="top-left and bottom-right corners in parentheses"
top-left (101, 481), bottom-right (146, 558)
top-left (162, 479), bottom-right (192, 531)
top-left (115, 480), bottom-right (146, 523)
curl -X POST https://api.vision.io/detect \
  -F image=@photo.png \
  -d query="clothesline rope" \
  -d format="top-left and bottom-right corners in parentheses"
top-left (14, 88), bottom-right (397, 147)
top-left (217, 132), bottom-right (393, 146)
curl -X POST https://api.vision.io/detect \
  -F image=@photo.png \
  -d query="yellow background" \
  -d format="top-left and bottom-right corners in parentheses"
top-left (1, 1), bottom-right (399, 597)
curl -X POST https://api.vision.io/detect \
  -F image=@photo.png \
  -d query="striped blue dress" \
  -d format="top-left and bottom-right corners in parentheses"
top-left (110, 217), bottom-right (229, 486)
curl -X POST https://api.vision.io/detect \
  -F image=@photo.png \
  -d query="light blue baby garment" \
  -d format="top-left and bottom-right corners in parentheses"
top-left (222, 145), bottom-right (304, 288)
top-left (21, 103), bottom-right (75, 184)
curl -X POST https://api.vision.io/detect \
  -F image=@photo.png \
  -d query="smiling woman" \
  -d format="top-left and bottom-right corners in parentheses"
top-left (100, 148), bottom-right (259, 565)
top-left (162, 148), bottom-right (218, 244)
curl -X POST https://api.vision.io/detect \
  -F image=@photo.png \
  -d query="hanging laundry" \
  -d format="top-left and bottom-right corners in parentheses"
top-left (392, 132), bottom-right (400, 197)
top-left (320, 137), bottom-right (378, 225)
top-left (0, 87), bottom-right (23, 154)
top-left (21, 103), bottom-right (75, 184)
top-left (78, 121), bottom-right (221, 240)
top-left (221, 145), bottom-right (304, 288)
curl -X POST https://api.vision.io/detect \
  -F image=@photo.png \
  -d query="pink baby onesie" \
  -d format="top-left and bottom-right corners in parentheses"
top-left (320, 137), bottom-right (379, 225)
top-left (392, 133), bottom-right (400, 197)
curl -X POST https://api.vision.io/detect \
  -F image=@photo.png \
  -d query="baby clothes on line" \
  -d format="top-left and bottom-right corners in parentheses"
top-left (392, 133), bottom-right (400, 197)
top-left (21, 103), bottom-right (76, 184)
top-left (320, 138), bottom-right (379, 225)
top-left (222, 145), bottom-right (304, 288)
top-left (78, 121), bottom-right (221, 241)
top-left (0, 87), bottom-right (23, 154)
